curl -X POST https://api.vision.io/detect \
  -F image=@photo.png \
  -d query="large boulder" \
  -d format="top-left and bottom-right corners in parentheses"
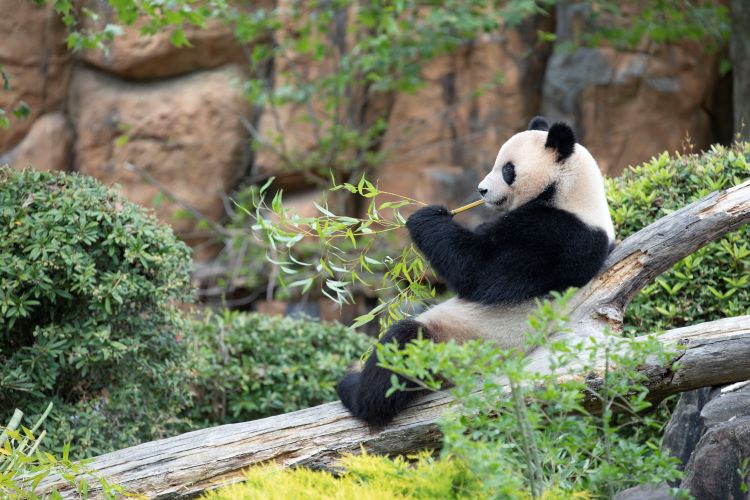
top-left (77, 1), bottom-right (253, 80)
top-left (681, 415), bottom-right (750, 500)
top-left (659, 383), bottom-right (750, 499)
top-left (662, 387), bottom-right (712, 471)
top-left (542, 2), bottom-right (723, 176)
top-left (680, 383), bottom-right (750, 499)
top-left (0, 0), bottom-right (71, 152)
top-left (0, 112), bottom-right (72, 171)
top-left (68, 65), bottom-right (251, 257)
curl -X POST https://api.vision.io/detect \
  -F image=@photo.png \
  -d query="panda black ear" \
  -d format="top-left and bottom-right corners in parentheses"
top-left (545, 122), bottom-right (576, 162)
top-left (528, 116), bottom-right (549, 131)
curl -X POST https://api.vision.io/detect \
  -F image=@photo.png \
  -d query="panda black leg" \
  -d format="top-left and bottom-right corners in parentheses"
top-left (337, 319), bottom-right (430, 425)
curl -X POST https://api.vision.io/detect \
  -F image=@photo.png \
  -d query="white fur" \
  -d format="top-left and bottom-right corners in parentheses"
top-left (477, 130), bottom-right (615, 241)
top-left (417, 297), bottom-right (536, 350)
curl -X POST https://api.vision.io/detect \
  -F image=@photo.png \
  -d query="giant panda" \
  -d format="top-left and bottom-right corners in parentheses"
top-left (337, 116), bottom-right (615, 425)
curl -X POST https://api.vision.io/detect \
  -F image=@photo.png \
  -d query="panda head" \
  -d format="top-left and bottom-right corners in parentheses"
top-left (477, 116), bottom-right (614, 239)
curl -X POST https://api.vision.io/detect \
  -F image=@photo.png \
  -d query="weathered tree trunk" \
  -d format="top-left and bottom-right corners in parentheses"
top-left (40, 180), bottom-right (750, 498)
top-left (40, 317), bottom-right (750, 499)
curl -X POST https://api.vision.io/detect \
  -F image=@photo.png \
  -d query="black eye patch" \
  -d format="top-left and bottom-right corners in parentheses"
top-left (502, 162), bottom-right (516, 185)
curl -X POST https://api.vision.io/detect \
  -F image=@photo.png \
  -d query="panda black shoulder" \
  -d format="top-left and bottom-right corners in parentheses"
top-left (465, 201), bottom-right (611, 304)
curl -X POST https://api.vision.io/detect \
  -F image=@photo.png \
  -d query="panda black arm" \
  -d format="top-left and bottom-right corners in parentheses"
top-left (406, 204), bottom-right (611, 304)
top-left (405, 205), bottom-right (490, 292)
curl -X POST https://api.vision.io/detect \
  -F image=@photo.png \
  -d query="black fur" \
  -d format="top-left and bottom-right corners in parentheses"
top-left (336, 319), bottom-right (429, 425)
top-left (536, 182), bottom-right (557, 203)
top-left (502, 162), bottom-right (516, 185)
top-left (405, 189), bottom-right (610, 306)
top-left (545, 122), bottom-right (576, 162)
top-left (528, 116), bottom-right (550, 131)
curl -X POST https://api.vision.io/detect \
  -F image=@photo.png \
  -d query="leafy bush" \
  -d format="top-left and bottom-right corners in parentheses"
top-left (607, 142), bottom-right (750, 334)
top-left (187, 311), bottom-right (371, 425)
top-left (201, 452), bottom-right (485, 500)
top-left (0, 166), bottom-right (194, 456)
top-left (206, 294), bottom-right (678, 499)
top-left (202, 451), bottom-right (589, 500)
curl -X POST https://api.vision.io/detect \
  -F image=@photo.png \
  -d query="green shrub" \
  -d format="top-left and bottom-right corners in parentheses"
top-left (607, 143), bottom-right (750, 334)
top-left (0, 167), bottom-right (194, 457)
top-left (201, 452), bottom-right (490, 500)
top-left (203, 452), bottom-right (591, 500)
top-left (187, 310), bottom-right (372, 425)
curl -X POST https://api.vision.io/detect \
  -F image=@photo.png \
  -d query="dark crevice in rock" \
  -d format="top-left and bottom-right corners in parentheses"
top-left (439, 70), bottom-right (462, 166)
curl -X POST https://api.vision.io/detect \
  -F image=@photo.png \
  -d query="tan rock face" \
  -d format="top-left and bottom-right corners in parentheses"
top-left (0, 0), bottom-right (71, 151)
top-left (79, 13), bottom-right (248, 79)
top-left (542, 4), bottom-right (721, 176)
top-left (69, 65), bottom-right (251, 255)
top-left (0, 112), bottom-right (72, 171)
top-left (0, 0), bottom-right (732, 265)
top-left (377, 17), bottom-right (553, 205)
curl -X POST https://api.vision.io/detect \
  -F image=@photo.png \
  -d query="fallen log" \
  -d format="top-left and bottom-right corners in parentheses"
top-left (41, 180), bottom-right (750, 498)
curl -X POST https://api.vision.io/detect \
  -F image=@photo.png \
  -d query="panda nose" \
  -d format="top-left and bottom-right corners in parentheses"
top-left (478, 187), bottom-right (488, 196)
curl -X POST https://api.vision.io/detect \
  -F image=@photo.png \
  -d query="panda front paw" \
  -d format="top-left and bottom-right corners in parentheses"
top-left (406, 204), bottom-right (451, 228)
top-left (406, 205), bottom-right (452, 243)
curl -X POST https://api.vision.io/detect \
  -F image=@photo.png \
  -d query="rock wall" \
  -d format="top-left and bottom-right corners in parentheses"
top-left (0, 0), bottom-right (734, 260)
top-left (542, 2), bottom-right (725, 175)
top-left (0, 0), bottom-right (256, 259)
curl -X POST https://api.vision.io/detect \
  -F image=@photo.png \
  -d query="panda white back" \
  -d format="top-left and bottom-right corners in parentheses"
top-left (553, 141), bottom-right (615, 242)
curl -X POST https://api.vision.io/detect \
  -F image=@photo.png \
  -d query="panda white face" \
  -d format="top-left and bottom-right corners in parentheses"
top-left (477, 130), bottom-right (557, 214)
top-left (477, 117), bottom-right (615, 241)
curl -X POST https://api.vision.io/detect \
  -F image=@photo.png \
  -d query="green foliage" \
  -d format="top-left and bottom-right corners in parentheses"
top-left (377, 291), bottom-right (685, 498)
top-left (607, 142), bottom-right (750, 334)
top-left (243, 177), bottom-right (433, 333)
top-left (203, 450), bottom-right (590, 500)
top-left (202, 451), bottom-right (484, 500)
top-left (0, 166), bottom-right (194, 457)
top-left (579, 0), bottom-right (729, 51)
top-left (187, 310), bottom-right (371, 425)
top-left (1, 404), bottom-right (125, 498)
top-left (0, 65), bottom-right (32, 130)
top-left (204, 294), bottom-right (684, 499)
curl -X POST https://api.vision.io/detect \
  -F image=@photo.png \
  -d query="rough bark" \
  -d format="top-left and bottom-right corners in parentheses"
top-left (40, 180), bottom-right (750, 498)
